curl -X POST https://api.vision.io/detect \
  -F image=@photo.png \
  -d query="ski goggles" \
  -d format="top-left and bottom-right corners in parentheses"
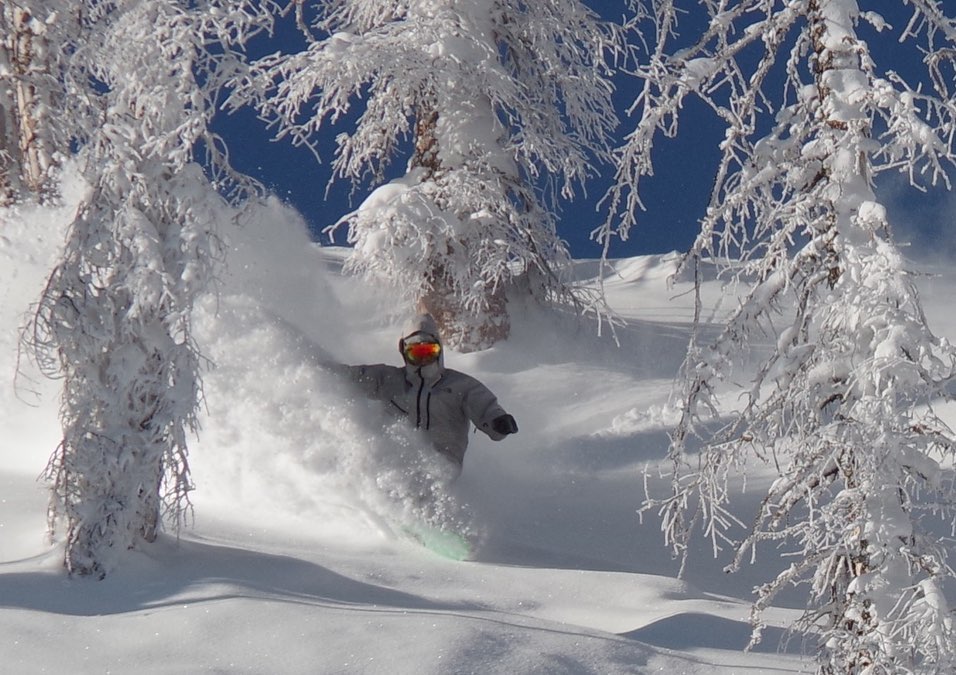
top-left (403, 340), bottom-right (442, 365)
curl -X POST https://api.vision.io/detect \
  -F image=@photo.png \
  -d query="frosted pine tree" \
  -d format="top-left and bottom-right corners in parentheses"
top-left (26, 0), bottom-right (270, 577)
top-left (622, 1), bottom-right (956, 672)
top-left (232, 0), bottom-right (620, 349)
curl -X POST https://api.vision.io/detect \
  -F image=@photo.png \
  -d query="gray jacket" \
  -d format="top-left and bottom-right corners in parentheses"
top-left (340, 315), bottom-right (512, 465)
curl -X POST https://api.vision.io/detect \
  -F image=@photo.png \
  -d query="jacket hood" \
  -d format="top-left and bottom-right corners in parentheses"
top-left (401, 313), bottom-right (442, 345)
top-left (400, 313), bottom-right (444, 379)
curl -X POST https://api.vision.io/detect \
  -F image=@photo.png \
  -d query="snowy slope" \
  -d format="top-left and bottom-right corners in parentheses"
top-left (9, 188), bottom-right (955, 673)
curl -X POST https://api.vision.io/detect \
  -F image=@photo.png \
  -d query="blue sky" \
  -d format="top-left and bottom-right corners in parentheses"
top-left (213, 86), bottom-right (712, 260)
top-left (213, 2), bottom-right (955, 261)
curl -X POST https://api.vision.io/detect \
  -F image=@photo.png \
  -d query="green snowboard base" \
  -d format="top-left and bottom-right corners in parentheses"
top-left (403, 523), bottom-right (472, 561)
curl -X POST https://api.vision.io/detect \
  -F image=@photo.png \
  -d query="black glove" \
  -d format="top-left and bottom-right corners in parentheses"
top-left (492, 414), bottom-right (518, 435)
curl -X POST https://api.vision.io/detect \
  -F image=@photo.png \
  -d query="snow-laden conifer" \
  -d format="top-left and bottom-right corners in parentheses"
top-left (625, 1), bottom-right (956, 671)
top-left (26, 0), bottom-right (271, 577)
top-left (231, 0), bottom-right (621, 349)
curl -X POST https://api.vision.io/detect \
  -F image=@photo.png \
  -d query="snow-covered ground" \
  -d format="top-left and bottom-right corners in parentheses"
top-left (2, 187), bottom-right (954, 674)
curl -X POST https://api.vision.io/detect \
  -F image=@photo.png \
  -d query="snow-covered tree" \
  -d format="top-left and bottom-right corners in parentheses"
top-left (623, 1), bottom-right (956, 671)
top-left (26, 0), bottom-right (271, 577)
top-left (0, 1), bottom-right (59, 203)
top-left (231, 0), bottom-right (620, 349)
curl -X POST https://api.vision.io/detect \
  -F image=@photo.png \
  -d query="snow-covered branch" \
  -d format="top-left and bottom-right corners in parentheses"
top-left (634, 1), bottom-right (956, 670)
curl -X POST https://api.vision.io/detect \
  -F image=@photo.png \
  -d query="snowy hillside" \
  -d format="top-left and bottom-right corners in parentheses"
top-left (3, 188), bottom-right (955, 673)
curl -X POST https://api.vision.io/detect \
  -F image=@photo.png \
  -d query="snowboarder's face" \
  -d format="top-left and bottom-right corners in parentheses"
top-left (402, 340), bottom-right (441, 366)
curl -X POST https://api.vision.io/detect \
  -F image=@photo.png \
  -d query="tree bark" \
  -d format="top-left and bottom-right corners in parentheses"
top-left (1, 4), bottom-right (54, 202)
top-left (411, 99), bottom-right (511, 350)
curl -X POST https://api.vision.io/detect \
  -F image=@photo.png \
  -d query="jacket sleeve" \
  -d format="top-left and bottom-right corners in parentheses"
top-left (322, 362), bottom-right (394, 400)
top-left (462, 377), bottom-right (510, 441)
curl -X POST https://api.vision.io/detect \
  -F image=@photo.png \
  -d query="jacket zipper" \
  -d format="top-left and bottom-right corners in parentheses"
top-left (413, 369), bottom-right (439, 430)
top-left (424, 391), bottom-right (432, 430)
top-left (415, 374), bottom-right (426, 429)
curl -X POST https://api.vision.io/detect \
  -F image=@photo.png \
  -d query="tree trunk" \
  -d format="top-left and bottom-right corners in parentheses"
top-left (0, 105), bottom-right (14, 206)
top-left (1, 4), bottom-right (54, 202)
top-left (809, 2), bottom-right (879, 670)
top-left (411, 99), bottom-right (511, 350)
top-left (420, 263), bottom-right (509, 352)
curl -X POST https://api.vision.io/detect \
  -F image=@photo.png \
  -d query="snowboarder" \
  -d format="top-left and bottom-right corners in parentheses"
top-left (331, 313), bottom-right (518, 477)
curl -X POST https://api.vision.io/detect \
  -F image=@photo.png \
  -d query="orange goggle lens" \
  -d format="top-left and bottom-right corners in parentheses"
top-left (404, 341), bottom-right (441, 365)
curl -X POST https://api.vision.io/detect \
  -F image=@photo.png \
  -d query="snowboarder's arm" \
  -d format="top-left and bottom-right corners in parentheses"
top-left (319, 361), bottom-right (395, 399)
top-left (463, 379), bottom-right (517, 441)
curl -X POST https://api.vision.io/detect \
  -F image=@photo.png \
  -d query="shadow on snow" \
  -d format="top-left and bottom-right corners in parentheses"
top-left (0, 535), bottom-right (464, 618)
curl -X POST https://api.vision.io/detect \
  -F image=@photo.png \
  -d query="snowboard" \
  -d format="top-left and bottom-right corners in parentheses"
top-left (402, 522), bottom-right (472, 561)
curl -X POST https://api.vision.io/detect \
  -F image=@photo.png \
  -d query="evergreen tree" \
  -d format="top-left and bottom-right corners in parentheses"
top-left (621, 1), bottom-right (956, 671)
top-left (26, 0), bottom-right (270, 577)
top-left (232, 0), bottom-right (620, 349)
